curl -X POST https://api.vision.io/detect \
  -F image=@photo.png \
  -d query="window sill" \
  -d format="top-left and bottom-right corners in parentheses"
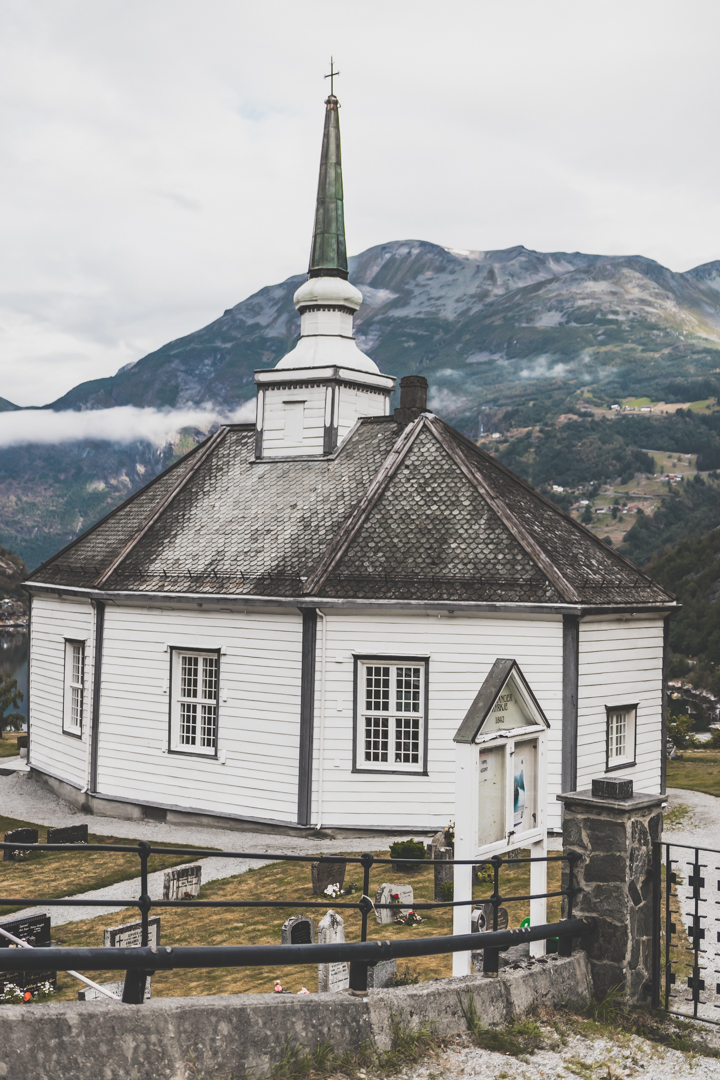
top-left (606, 759), bottom-right (636, 772)
top-left (168, 747), bottom-right (218, 760)
top-left (61, 728), bottom-right (83, 740)
top-left (352, 766), bottom-right (428, 776)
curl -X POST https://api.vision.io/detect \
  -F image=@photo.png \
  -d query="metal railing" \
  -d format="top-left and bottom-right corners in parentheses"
top-left (0, 839), bottom-right (587, 1003)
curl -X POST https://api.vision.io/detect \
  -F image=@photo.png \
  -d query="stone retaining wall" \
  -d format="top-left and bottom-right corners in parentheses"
top-left (0, 953), bottom-right (591, 1080)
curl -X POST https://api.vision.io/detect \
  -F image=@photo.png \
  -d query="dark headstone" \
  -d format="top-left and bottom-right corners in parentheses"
top-left (433, 846), bottom-right (454, 901)
top-left (163, 864), bottom-right (201, 900)
top-left (104, 916), bottom-right (160, 948)
top-left (367, 959), bottom-right (397, 988)
top-left (472, 903), bottom-right (509, 933)
top-left (3, 828), bottom-right (38, 861)
top-left (47, 824), bottom-right (88, 846)
top-left (282, 915), bottom-right (315, 945)
top-left (0, 914), bottom-right (56, 995)
top-left (592, 777), bottom-right (633, 800)
top-left (16, 735), bottom-right (27, 750)
top-left (311, 859), bottom-right (346, 896)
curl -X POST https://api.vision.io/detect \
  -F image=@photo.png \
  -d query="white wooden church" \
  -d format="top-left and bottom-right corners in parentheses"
top-left (25, 89), bottom-right (675, 836)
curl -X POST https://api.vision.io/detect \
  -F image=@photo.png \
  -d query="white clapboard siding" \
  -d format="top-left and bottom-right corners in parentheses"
top-left (29, 594), bottom-right (95, 790)
top-left (312, 610), bottom-right (564, 831)
top-left (262, 385), bottom-right (327, 458)
top-left (95, 604), bottom-right (303, 821)
top-left (576, 615), bottom-right (665, 795)
top-left (337, 386), bottom-right (388, 440)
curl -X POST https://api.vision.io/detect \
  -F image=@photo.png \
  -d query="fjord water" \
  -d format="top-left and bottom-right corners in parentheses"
top-left (0, 633), bottom-right (28, 722)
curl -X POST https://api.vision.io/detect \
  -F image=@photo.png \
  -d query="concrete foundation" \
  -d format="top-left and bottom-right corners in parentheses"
top-left (0, 953), bottom-right (591, 1080)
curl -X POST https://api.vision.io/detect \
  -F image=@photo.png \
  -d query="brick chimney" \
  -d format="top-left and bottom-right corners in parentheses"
top-left (394, 375), bottom-right (429, 426)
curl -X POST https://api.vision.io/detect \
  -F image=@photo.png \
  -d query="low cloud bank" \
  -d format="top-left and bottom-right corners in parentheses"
top-left (0, 401), bottom-right (256, 448)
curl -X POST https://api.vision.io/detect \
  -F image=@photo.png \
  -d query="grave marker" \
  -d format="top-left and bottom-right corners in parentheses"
top-left (104, 916), bottom-right (161, 949)
top-left (367, 959), bottom-right (397, 989)
top-left (2, 828), bottom-right (38, 861)
top-left (471, 903), bottom-right (509, 933)
top-left (433, 847), bottom-right (454, 901)
top-left (78, 979), bottom-right (149, 1003)
top-left (0, 913), bottom-right (55, 996)
top-left (163, 864), bottom-right (202, 901)
top-left (311, 859), bottom-right (346, 896)
top-left (375, 883), bottom-right (414, 924)
top-left (47, 824), bottom-right (88, 845)
top-left (281, 915), bottom-right (315, 945)
top-left (317, 910), bottom-right (349, 992)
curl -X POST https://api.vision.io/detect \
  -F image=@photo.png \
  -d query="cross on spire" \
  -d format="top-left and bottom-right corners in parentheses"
top-left (324, 57), bottom-right (340, 96)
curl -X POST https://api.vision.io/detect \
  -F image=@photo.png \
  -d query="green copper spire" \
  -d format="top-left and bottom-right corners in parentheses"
top-left (308, 91), bottom-right (348, 280)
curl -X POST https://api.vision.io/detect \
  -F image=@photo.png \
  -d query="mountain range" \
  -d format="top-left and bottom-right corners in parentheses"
top-left (6, 238), bottom-right (720, 569)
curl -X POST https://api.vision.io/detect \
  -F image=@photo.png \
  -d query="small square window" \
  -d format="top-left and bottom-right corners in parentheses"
top-left (170, 650), bottom-right (219, 756)
top-left (63, 640), bottom-right (85, 736)
top-left (605, 704), bottom-right (638, 771)
top-left (355, 659), bottom-right (427, 773)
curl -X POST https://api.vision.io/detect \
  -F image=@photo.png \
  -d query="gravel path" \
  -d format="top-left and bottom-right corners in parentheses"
top-left (404, 1028), bottom-right (720, 1079)
top-left (0, 769), bottom-right (416, 855)
top-left (0, 769), bottom-right (423, 928)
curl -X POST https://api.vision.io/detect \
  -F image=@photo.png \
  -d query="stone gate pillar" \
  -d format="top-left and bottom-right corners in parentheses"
top-left (558, 778), bottom-right (664, 1003)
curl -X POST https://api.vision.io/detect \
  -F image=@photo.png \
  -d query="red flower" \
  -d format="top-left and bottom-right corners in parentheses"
top-left (23, 992), bottom-right (32, 1002)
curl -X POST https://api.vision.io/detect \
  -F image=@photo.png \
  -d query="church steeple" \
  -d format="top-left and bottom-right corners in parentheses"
top-left (308, 85), bottom-right (348, 280)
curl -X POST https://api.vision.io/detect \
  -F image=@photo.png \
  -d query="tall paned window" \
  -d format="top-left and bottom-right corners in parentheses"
top-left (170, 650), bottom-right (219, 756)
top-left (605, 704), bottom-right (637, 770)
top-left (63, 640), bottom-right (85, 736)
top-left (356, 660), bottom-right (427, 773)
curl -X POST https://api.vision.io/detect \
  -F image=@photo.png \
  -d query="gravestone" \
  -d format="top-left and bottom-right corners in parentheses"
top-left (433, 847), bottom-right (454, 902)
top-left (163, 864), bottom-right (202, 901)
top-left (104, 916), bottom-right (161, 948)
top-left (367, 959), bottom-right (397, 989)
top-left (281, 915), bottom-right (315, 945)
top-left (317, 910), bottom-right (349, 992)
top-left (471, 903), bottom-right (509, 933)
top-left (426, 830), bottom-right (445, 858)
top-left (0, 913), bottom-right (55, 995)
top-left (47, 824), bottom-right (88, 845)
top-left (78, 978), bottom-right (149, 1003)
top-left (311, 859), bottom-right (346, 896)
top-left (2, 828), bottom-right (38, 861)
top-left (375, 883), bottom-right (414, 924)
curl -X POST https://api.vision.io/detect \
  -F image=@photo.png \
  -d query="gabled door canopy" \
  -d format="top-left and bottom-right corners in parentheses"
top-left (453, 658), bottom-right (550, 746)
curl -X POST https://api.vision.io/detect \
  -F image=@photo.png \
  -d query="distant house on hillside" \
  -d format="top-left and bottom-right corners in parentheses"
top-left (23, 91), bottom-right (677, 835)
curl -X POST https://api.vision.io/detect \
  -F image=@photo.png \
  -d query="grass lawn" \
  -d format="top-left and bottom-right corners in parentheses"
top-left (667, 750), bottom-right (720, 798)
top-left (50, 851), bottom-right (563, 1001)
top-left (0, 733), bottom-right (23, 759)
top-left (0, 814), bottom-right (214, 920)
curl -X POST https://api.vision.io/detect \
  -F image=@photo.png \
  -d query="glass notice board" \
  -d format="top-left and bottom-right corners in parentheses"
top-left (478, 745), bottom-right (505, 847)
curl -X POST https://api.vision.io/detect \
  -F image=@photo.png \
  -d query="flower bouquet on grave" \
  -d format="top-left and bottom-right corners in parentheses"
top-left (394, 908), bottom-right (423, 926)
top-left (181, 891), bottom-right (195, 900)
top-left (324, 883), bottom-right (342, 899)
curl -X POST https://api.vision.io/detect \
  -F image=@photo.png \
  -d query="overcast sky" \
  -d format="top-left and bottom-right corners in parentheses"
top-left (1, 0), bottom-right (720, 407)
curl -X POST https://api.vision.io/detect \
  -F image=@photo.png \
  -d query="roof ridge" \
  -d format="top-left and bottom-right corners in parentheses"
top-left (93, 426), bottom-right (230, 588)
top-left (24, 435), bottom-right (214, 583)
top-left (302, 417), bottom-right (424, 595)
top-left (435, 418), bottom-right (674, 598)
top-left (425, 416), bottom-right (581, 603)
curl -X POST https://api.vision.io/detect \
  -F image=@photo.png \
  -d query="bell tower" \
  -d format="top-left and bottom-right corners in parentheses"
top-left (254, 79), bottom-right (394, 460)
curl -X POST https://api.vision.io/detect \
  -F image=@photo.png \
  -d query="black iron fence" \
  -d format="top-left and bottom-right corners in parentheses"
top-left (653, 840), bottom-right (720, 1024)
top-left (0, 839), bottom-right (588, 1003)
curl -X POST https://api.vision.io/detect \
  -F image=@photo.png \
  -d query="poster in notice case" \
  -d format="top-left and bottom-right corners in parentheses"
top-left (513, 739), bottom-right (538, 836)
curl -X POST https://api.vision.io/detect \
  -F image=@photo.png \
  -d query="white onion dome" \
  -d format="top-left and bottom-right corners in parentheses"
top-left (293, 276), bottom-right (363, 312)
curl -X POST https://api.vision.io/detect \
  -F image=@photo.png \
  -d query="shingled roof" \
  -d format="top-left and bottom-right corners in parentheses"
top-left (27, 412), bottom-right (675, 608)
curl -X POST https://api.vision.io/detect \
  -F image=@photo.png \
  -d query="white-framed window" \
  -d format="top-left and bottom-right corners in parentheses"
top-left (355, 659), bottom-right (427, 773)
top-left (63, 640), bottom-right (85, 736)
top-left (170, 649), bottom-right (219, 757)
top-left (605, 704), bottom-right (638, 771)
